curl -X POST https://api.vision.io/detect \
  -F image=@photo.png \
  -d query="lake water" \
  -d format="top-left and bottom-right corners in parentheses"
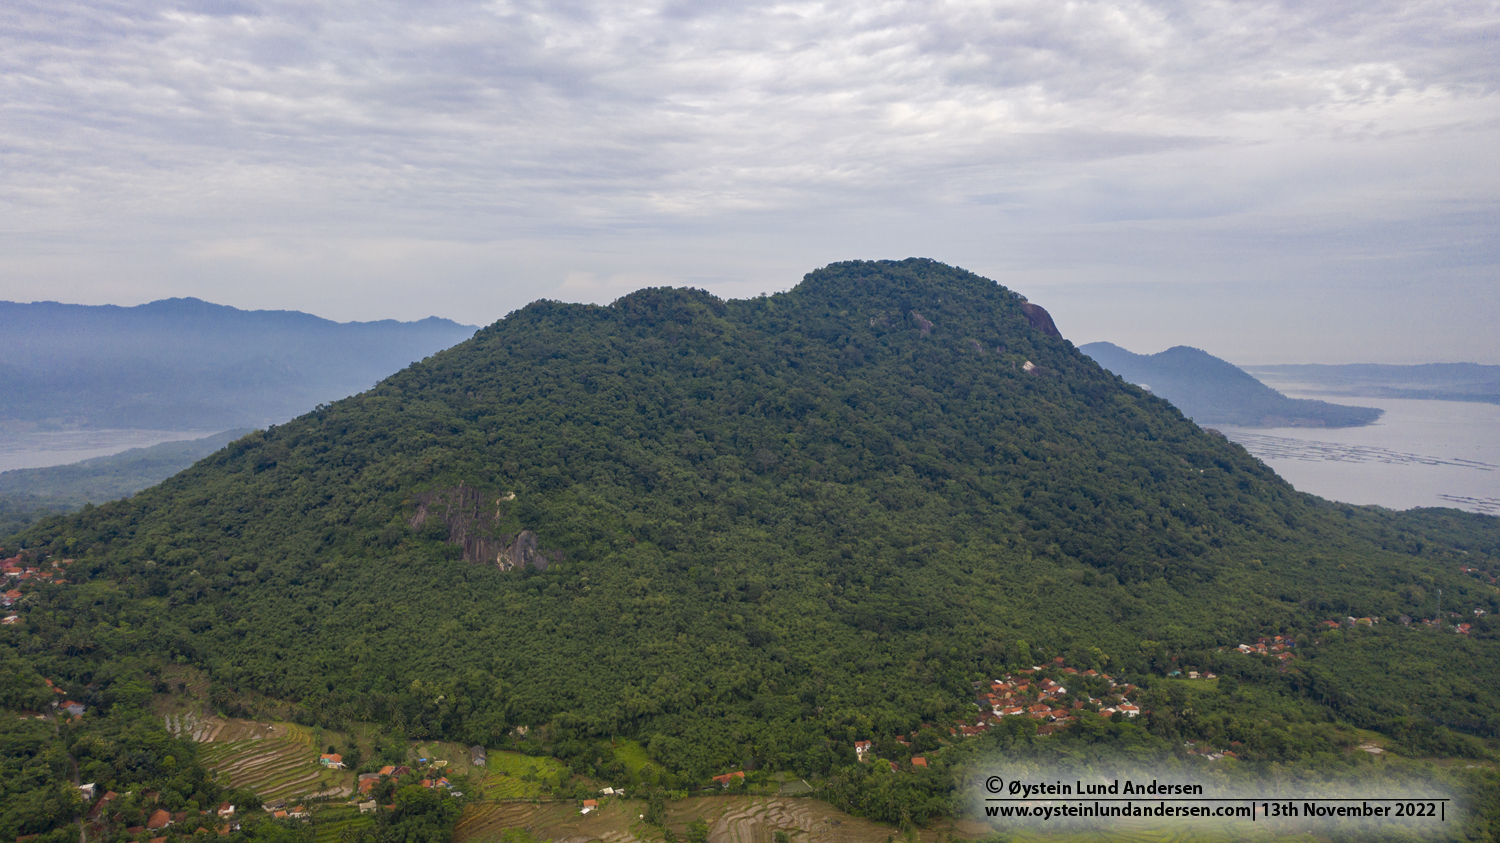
top-left (0, 429), bottom-right (223, 472)
top-left (1214, 394), bottom-right (1500, 516)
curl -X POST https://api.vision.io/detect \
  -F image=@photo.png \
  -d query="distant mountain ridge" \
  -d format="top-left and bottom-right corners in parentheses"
top-left (1080, 342), bottom-right (1381, 428)
top-left (0, 298), bottom-right (477, 430)
top-left (1244, 362), bottom-right (1500, 405)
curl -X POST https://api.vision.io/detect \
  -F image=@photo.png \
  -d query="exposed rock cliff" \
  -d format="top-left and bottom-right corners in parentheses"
top-left (409, 486), bottom-right (553, 570)
top-left (1019, 302), bottom-right (1061, 337)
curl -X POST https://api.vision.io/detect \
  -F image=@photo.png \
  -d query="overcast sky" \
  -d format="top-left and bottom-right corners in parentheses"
top-left (2, 0), bottom-right (1497, 364)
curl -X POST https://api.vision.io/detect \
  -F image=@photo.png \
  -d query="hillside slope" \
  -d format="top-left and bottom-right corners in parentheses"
top-left (9, 260), bottom-right (1499, 781)
top-left (1080, 342), bottom-right (1380, 427)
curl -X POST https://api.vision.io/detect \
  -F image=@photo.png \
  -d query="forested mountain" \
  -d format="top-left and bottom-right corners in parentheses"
top-left (1080, 342), bottom-right (1381, 427)
top-left (6, 260), bottom-right (1500, 836)
top-left (1245, 362), bottom-right (1500, 404)
top-left (0, 298), bottom-right (476, 430)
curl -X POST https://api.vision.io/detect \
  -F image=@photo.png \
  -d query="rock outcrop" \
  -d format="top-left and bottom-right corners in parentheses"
top-left (409, 486), bottom-right (552, 571)
top-left (1019, 302), bottom-right (1061, 338)
top-left (496, 531), bottom-right (550, 572)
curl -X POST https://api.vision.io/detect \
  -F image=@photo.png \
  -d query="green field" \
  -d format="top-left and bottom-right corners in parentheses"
top-left (480, 751), bottom-right (570, 799)
top-left (613, 740), bottom-right (663, 778)
top-left (310, 804), bottom-right (376, 843)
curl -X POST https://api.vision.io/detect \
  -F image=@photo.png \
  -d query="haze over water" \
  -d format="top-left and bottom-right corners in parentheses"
top-left (0, 429), bottom-right (220, 472)
top-left (1216, 394), bottom-right (1500, 516)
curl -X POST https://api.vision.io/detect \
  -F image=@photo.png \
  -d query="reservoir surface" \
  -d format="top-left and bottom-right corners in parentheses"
top-left (1216, 394), bottom-right (1499, 516)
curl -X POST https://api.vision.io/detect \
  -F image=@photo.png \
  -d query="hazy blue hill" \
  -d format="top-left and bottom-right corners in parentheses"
top-left (0, 298), bottom-right (477, 429)
top-left (1080, 342), bottom-right (1381, 427)
top-left (1245, 362), bottom-right (1500, 404)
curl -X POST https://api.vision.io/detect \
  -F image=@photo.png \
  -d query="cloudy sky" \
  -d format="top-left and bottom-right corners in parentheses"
top-left (3, 0), bottom-right (1497, 363)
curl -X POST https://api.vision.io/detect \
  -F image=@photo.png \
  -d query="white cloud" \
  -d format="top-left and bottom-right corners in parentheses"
top-left (0, 0), bottom-right (1496, 361)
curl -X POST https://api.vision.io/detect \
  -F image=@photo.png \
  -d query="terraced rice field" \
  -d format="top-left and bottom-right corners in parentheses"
top-left (195, 721), bottom-right (352, 801)
top-left (454, 796), bottom-right (933, 843)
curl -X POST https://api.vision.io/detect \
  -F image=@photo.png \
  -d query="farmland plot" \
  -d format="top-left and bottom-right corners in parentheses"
top-left (195, 721), bottom-right (352, 801)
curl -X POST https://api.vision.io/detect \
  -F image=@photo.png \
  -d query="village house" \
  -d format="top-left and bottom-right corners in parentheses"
top-left (217, 803), bottom-right (234, 818)
top-left (147, 810), bottom-right (173, 830)
top-left (319, 753), bottom-right (344, 769)
top-left (712, 771), bottom-right (745, 787)
top-left (580, 799), bottom-right (598, 815)
top-left (89, 792), bottom-right (118, 821)
top-left (853, 740), bottom-right (872, 761)
top-left (470, 745), bottom-right (487, 766)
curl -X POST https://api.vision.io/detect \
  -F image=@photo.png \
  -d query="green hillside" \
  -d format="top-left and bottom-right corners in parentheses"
top-left (5, 259), bottom-right (1500, 837)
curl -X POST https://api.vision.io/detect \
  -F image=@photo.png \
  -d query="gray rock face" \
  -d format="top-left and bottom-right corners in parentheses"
top-left (497, 530), bottom-right (549, 572)
top-left (1018, 302), bottom-right (1061, 338)
top-left (409, 486), bottom-right (553, 571)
